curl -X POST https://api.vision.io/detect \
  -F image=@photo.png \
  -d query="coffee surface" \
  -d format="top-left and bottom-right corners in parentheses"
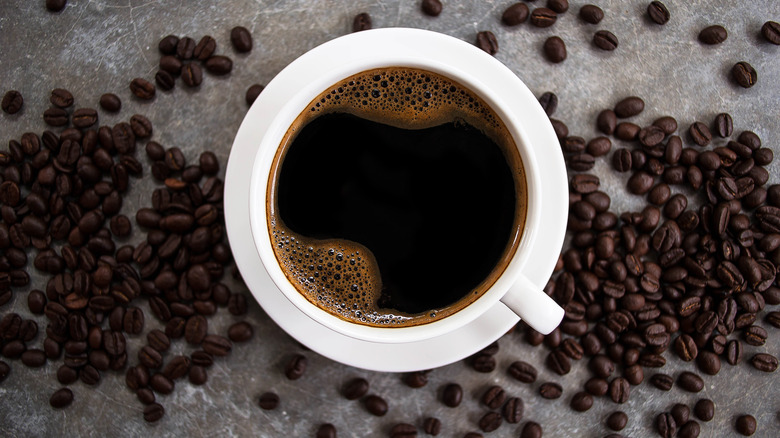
top-left (267, 68), bottom-right (526, 327)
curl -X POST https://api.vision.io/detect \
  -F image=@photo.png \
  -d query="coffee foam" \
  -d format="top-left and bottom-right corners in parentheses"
top-left (267, 67), bottom-right (526, 327)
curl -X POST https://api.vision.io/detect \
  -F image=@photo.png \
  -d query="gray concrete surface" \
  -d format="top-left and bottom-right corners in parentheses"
top-left (1, 0), bottom-right (779, 436)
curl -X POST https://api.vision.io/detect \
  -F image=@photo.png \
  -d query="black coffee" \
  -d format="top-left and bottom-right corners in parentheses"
top-left (267, 67), bottom-right (527, 327)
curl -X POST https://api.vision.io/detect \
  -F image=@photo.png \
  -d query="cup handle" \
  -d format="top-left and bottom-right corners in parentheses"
top-left (500, 273), bottom-right (564, 335)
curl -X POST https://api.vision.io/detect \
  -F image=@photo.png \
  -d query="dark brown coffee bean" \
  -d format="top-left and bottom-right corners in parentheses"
top-left (668, 404), bottom-right (690, 427)
top-left (750, 353), bottom-right (778, 372)
top-left (43, 107), bottom-right (69, 126)
top-left (138, 345), bottom-right (163, 369)
top-left (647, 1), bottom-right (670, 25)
top-left (530, 8), bottom-right (557, 28)
top-left (155, 70), bottom-right (175, 91)
top-left (478, 411), bottom-right (502, 433)
top-left (760, 20), bottom-right (780, 45)
top-left (159, 36), bottom-right (179, 55)
top-left (689, 122), bottom-right (712, 146)
top-left (498, 396), bottom-right (522, 424)
top-left (476, 31), bottom-right (499, 55)
top-left (389, 423), bottom-right (417, 438)
top-left (184, 315), bottom-right (208, 345)
top-left (735, 414), bottom-right (757, 436)
top-left (539, 382), bottom-right (563, 399)
top-left (607, 411), bottom-right (628, 431)
top-left (677, 371), bottom-right (704, 392)
top-left (726, 339), bottom-right (743, 365)
top-left (49, 388), bottom-right (73, 408)
top-left (72, 108), bottom-right (97, 129)
top-left (201, 334), bottom-right (231, 357)
top-left (226, 321), bottom-right (253, 343)
top-left (502, 3), bottom-right (529, 26)
top-left (614, 96), bottom-right (644, 118)
top-left (285, 354), bottom-right (307, 380)
top-left (628, 171), bottom-right (654, 194)
top-left (79, 364), bottom-right (100, 385)
top-left (543, 36), bottom-right (566, 63)
top-left (340, 377), bottom-right (369, 400)
top-left (593, 30), bottom-right (618, 50)
top-left (699, 25), bottom-right (728, 44)
top-left (656, 412), bottom-right (677, 438)
top-left (130, 78), bottom-right (155, 100)
top-left (743, 325), bottom-right (767, 346)
top-left (520, 422), bottom-right (542, 438)
top-left (608, 377), bottom-right (630, 403)
top-left (696, 350), bottom-right (721, 375)
top-left (352, 12), bottom-right (372, 32)
top-left (732, 62), bottom-right (757, 88)
top-left (192, 35), bottom-right (216, 60)
top-left (143, 403), bottom-right (165, 422)
top-left (712, 112), bottom-right (733, 137)
top-left (570, 391), bottom-right (593, 412)
top-left (230, 26), bottom-right (253, 52)
top-left (507, 360), bottom-right (537, 383)
top-left (181, 63), bottom-right (203, 87)
top-left (2, 90), bottom-right (23, 114)
top-left (650, 373), bottom-right (673, 391)
top-left (442, 383), bottom-right (462, 407)
top-left (597, 109), bottom-right (617, 134)
top-left (693, 399), bottom-right (715, 422)
top-left (123, 307), bottom-right (144, 335)
top-left (98, 92), bottom-right (121, 112)
top-left (205, 56), bottom-right (233, 75)
top-left (21, 349), bottom-right (47, 367)
top-left (420, 0), bottom-right (443, 16)
top-left (364, 394), bottom-right (388, 416)
top-left (50, 88), bottom-right (74, 108)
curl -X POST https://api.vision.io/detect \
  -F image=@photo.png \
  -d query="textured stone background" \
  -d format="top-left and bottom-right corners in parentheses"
top-left (1, 1), bottom-right (779, 436)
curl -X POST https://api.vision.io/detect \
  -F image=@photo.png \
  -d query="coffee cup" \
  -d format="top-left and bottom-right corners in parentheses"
top-left (227, 28), bottom-right (566, 345)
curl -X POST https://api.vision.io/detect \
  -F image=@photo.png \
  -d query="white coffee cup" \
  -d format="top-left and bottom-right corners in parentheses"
top-left (229, 28), bottom-right (565, 345)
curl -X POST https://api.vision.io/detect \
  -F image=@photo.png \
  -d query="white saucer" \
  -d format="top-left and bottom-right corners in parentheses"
top-left (224, 29), bottom-right (567, 372)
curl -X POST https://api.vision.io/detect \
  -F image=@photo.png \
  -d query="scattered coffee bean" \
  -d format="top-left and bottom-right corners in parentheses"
top-left (50, 88), bottom-right (74, 108)
top-left (130, 78), bottom-right (155, 100)
top-left (520, 422), bottom-right (542, 438)
top-left (614, 96), bottom-right (645, 118)
top-left (343, 377), bottom-right (369, 400)
top-left (607, 411), bottom-right (628, 431)
top-left (144, 403), bottom-right (165, 422)
top-left (593, 30), bottom-right (618, 51)
top-left (650, 373), bottom-right (673, 391)
top-left (476, 31), bottom-right (498, 55)
top-left (656, 412), bottom-right (676, 438)
top-left (502, 3), bottom-right (530, 26)
top-left (49, 387), bottom-right (73, 408)
top-left (570, 391), bottom-right (593, 412)
top-left (245, 84), bottom-right (264, 106)
top-left (694, 399), bottom-right (715, 422)
top-left (530, 8), bottom-right (557, 28)
top-left (732, 62), bottom-right (757, 88)
top-left (503, 397), bottom-right (524, 423)
top-left (750, 353), bottom-right (778, 372)
top-left (735, 414), bottom-right (757, 436)
top-left (698, 25), bottom-right (728, 44)
top-left (761, 21), bottom-right (780, 45)
top-left (205, 56), bottom-right (233, 75)
top-left (422, 417), bottom-right (441, 435)
top-left (364, 394), bottom-right (388, 416)
top-left (543, 36), bottom-right (566, 63)
top-left (230, 26), bottom-right (253, 52)
top-left (285, 354), bottom-right (307, 380)
top-left (539, 382), bottom-right (563, 399)
top-left (316, 423), bottom-right (337, 438)
top-left (421, 0), bottom-right (442, 17)
top-left (442, 383), bottom-right (463, 407)
top-left (2, 90), bottom-right (23, 114)
top-left (45, 0), bottom-right (67, 12)
top-left (258, 391), bottom-right (279, 410)
top-left (352, 13), bottom-right (372, 32)
top-left (647, 1), bottom-right (670, 25)
top-left (579, 4), bottom-right (604, 24)
top-left (677, 371), bottom-right (704, 392)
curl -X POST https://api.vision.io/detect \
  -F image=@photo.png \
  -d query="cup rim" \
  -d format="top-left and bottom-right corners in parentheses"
top-left (247, 28), bottom-right (545, 344)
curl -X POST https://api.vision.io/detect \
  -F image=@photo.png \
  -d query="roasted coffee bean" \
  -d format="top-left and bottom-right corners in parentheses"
top-left (43, 107), bottom-right (69, 126)
top-left (547, 0), bottom-right (569, 13)
top-left (285, 354), bottom-right (307, 380)
top-left (390, 423), bottom-right (417, 438)
top-left (520, 422), bottom-right (542, 438)
top-left (123, 307), bottom-right (144, 334)
top-left (650, 373), bottom-right (673, 391)
top-left (130, 78), bottom-right (155, 100)
top-left (750, 353), bottom-right (778, 372)
top-left (476, 31), bottom-right (499, 55)
top-left (614, 96), bottom-right (644, 118)
top-left (420, 417), bottom-right (441, 436)
top-left (205, 56), bottom-right (233, 75)
top-left (79, 364), bottom-right (100, 385)
top-left (696, 350), bottom-right (721, 375)
top-left (352, 12), bottom-right (372, 32)
top-left (693, 399), bottom-right (715, 421)
top-left (227, 321), bottom-right (253, 343)
top-left (502, 396), bottom-right (524, 423)
top-left (49, 88), bottom-right (74, 108)
top-left (21, 349), bottom-right (47, 367)
top-left (193, 35), bottom-right (216, 60)
top-left (530, 8), bottom-right (557, 28)
top-left (442, 383), bottom-right (463, 407)
top-left (478, 411), bottom-right (502, 433)
top-left (184, 315), bottom-right (208, 345)
top-left (674, 334), bottom-right (698, 361)
top-left (159, 35), bottom-right (179, 55)
top-left (202, 334), bottom-right (231, 356)
top-left (607, 411), bottom-right (628, 431)
top-left (689, 122), bottom-right (712, 146)
top-left (735, 415), bottom-right (757, 436)
top-left (421, 0), bottom-right (443, 16)
top-left (2, 90), bottom-right (23, 114)
top-left (49, 388), bottom-right (73, 408)
top-left (543, 36), bottom-right (566, 63)
top-left (732, 62), bottom-right (757, 88)
top-left (502, 3), bottom-right (529, 26)
top-left (99, 93), bottom-right (121, 112)
top-left (159, 54), bottom-right (181, 73)
top-left (150, 372), bottom-right (174, 394)
top-left (364, 394), bottom-right (388, 416)
top-left (138, 345), bottom-right (163, 369)
top-left (230, 26), bottom-right (253, 52)
top-left (761, 21), bottom-right (780, 44)
top-left (677, 371), bottom-right (704, 392)
top-left (628, 171), bottom-right (654, 194)
top-left (593, 30), bottom-right (618, 50)
top-left (155, 71), bottom-right (175, 91)
top-left (699, 25), bottom-right (728, 44)
top-left (343, 377), bottom-right (369, 400)
top-left (597, 109), bottom-right (617, 135)
top-left (539, 382), bottom-right (563, 399)
top-left (743, 325), bottom-right (767, 346)
top-left (647, 1), bottom-right (670, 24)
top-left (72, 108), bottom-right (97, 129)
top-left (726, 339), bottom-right (743, 365)
top-left (713, 112), bottom-right (733, 137)
top-left (143, 403), bottom-right (165, 422)
top-left (181, 63), bottom-right (203, 87)
top-left (608, 377), bottom-right (630, 403)
top-left (570, 391), bottom-right (593, 412)
top-left (656, 412), bottom-right (677, 438)
top-left (507, 360), bottom-right (537, 383)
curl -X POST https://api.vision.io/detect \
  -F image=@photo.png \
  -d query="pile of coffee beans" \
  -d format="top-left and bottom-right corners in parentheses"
top-left (0, 79), bottom-right (253, 422)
